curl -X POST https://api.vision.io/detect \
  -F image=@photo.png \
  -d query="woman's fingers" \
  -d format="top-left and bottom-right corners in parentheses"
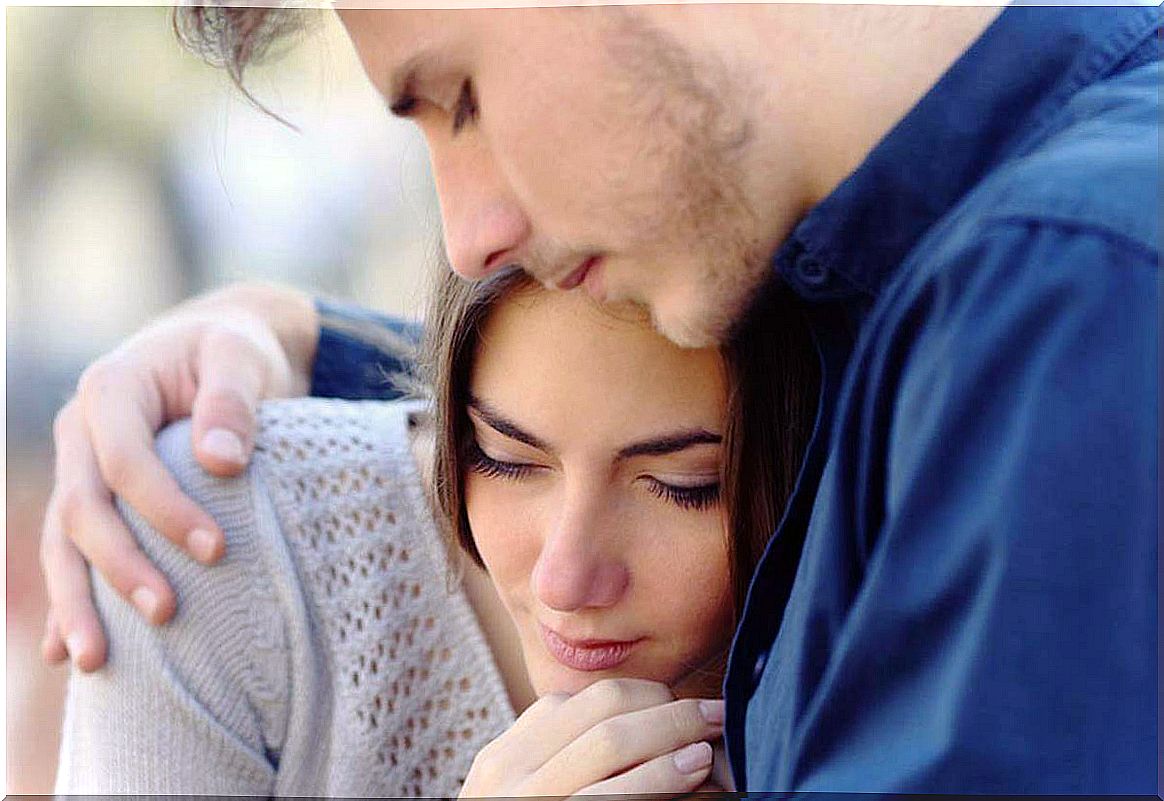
top-left (525, 695), bottom-right (725, 795)
top-left (572, 741), bottom-right (715, 797)
top-left (460, 679), bottom-right (712, 798)
top-left (502, 679), bottom-right (678, 777)
top-left (460, 692), bottom-right (570, 793)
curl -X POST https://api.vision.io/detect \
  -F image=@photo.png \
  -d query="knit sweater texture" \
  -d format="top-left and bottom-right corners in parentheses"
top-left (54, 398), bottom-right (516, 796)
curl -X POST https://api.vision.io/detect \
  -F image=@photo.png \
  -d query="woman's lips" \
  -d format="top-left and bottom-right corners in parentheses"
top-left (539, 623), bottom-right (641, 672)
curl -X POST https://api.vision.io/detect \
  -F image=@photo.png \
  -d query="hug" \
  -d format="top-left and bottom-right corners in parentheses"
top-left (44, 4), bottom-right (1158, 795)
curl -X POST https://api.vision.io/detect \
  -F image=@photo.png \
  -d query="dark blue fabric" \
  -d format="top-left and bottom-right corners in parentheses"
top-left (724, 7), bottom-right (1160, 794)
top-left (309, 6), bottom-right (1160, 794)
top-left (310, 297), bottom-right (422, 400)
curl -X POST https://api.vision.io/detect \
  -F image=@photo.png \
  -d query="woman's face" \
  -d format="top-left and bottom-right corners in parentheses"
top-left (464, 286), bottom-right (733, 698)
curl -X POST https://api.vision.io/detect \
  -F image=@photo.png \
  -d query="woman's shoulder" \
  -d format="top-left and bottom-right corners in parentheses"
top-left (246, 396), bottom-right (455, 620)
top-left (100, 398), bottom-right (512, 796)
top-left (246, 397), bottom-right (515, 797)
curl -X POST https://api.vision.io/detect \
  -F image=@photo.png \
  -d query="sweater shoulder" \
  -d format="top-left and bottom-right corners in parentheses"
top-left (248, 398), bottom-right (516, 797)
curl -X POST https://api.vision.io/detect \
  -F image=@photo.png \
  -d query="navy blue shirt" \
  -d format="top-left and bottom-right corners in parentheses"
top-left (312, 7), bottom-right (1160, 794)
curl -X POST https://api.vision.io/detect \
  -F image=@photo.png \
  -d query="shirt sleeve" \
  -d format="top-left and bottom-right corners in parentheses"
top-left (54, 422), bottom-right (293, 795)
top-left (795, 221), bottom-right (1157, 792)
top-left (310, 297), bottom-right (424, 400)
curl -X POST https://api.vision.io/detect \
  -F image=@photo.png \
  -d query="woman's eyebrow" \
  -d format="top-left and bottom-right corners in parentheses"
top-left (467, 397), bottom-right (549, 452)
top-left (467, 397), bottom-right (719, 459)
top-left (616, 430), bottom-right (722, 460)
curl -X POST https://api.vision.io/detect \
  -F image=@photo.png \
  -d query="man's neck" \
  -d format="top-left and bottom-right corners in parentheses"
top-left (657, 5), bottom-right (1004, 209)
top-left (791, 6), bottom-right (1004, 205)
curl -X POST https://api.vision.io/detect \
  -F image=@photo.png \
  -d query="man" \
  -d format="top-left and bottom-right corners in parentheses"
top-left (41, 4), bottom-right (1159, 793)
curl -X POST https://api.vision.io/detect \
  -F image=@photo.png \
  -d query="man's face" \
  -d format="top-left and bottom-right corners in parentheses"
top-left (339, 7), bottom-right (781, 347)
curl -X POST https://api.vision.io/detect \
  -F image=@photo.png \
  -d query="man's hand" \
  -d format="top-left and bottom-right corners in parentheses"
top-left (459, 679), bottom-right (724, 798)
top-left (40, 282), bottom-right (318, 671)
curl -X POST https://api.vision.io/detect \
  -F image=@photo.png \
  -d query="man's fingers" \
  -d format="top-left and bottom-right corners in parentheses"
top-left (45, 440), bottom-right (180, 634)
top-left (40, 516), bottom-right (108, 672)
top-left (41, 611), bottom-right (69, 665)
top-left (572, 741), bottom-right (714, 797)
top-left (50, 402), bottom-right (182, 628)
top-left (190, 328), bottom-right (269, 477)
top-left (76, 385), bottom-right (226, 566)
top-left (65, 491), bottom-right (179, 626)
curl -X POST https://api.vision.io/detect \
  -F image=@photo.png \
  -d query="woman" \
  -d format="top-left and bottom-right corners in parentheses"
top-left (55, 267), bottom-right (817, 796)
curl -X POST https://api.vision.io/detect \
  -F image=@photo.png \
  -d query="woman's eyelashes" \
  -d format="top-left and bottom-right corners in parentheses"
top-left (643, 478), bottom-right (721, 512)
top-left (467, 440), bottom-right (537, 480)
top-left (451, 78), bottom-right (478, 134)
top-left (467, 440), bottom-right (721, 512)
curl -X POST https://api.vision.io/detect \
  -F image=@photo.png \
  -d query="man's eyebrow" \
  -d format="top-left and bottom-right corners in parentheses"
top-left (468, 397), bottom-right (550, 452)
top-left (386, 52), bottom-right (444, 118)
top-left (616, 430), bottom-right (722, 460)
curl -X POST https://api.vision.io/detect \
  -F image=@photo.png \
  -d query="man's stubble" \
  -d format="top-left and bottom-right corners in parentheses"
top-left (601, 9), bottom-right (774, 349)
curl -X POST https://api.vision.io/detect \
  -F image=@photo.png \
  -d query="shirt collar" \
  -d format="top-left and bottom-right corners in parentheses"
top-left (774, 6), bottom-right (1162, 302)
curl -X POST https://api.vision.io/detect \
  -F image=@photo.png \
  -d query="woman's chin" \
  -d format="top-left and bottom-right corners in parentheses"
top-left (530, 661), bottom-right (675, 698)
top-left (532, 668), bottom-right (608, 698)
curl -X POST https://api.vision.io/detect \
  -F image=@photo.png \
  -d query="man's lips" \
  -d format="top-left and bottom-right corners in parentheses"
top-left (539, 623), bottom-right (642, 672)
top-left (555, 256), bottom-right (601, 290)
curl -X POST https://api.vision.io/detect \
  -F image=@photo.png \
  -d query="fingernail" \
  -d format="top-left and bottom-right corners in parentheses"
top-left (65, 632), bottom-right (87, 666)
top-left (699, 699), bottom-right (725, 725)
top-left (188, 528), bottom-right (221, 564)
top-left (131, 587), bottom-right (162, 622)
top-left (201, 428), bottom-right (245, 465)
top-left (673, 741), bottom-right (713, 775)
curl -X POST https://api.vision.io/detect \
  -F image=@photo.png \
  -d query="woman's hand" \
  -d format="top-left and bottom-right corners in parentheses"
top-left (459, 678), bottom-right (725, 798)
top-left (40, 282), bottom-right (318, 671)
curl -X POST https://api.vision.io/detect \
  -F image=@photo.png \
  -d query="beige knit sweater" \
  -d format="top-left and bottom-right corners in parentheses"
top-left (55, 398), bottom-right (517, 797)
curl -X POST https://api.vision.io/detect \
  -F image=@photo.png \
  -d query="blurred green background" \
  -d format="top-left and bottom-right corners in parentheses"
top-left (6, 7), bottom-right (438, 791)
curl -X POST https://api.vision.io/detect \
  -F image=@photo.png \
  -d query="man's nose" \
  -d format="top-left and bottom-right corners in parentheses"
top-left (531, 494), bottom-right (630, 613)
top-left (430, 142), bottom-right (530, 280)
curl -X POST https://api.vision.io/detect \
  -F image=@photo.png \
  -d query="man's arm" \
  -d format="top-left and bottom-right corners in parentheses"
top-left (311, 297), bottom-right (423, 399)
top-left (41, 282), bottom-right (417, 671)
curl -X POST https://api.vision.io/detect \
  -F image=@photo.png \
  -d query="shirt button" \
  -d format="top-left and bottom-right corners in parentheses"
top-left (797, 258), bottom-right (830, 287)
top-left (751, 650), bottom-right (769, 686)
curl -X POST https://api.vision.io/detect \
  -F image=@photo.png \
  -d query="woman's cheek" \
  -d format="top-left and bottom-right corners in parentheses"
top-left (646, 513), bottom-right (732, 629)
top-left (464, 475), bottom-right (542, 582)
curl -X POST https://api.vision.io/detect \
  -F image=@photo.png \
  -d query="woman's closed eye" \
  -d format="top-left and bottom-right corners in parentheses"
top-left (643, 477), bottom-right (721, 512)
top-left (466, 436), bottom-right (721, 512)
top-left (467, 440), bottom-right (538, 480)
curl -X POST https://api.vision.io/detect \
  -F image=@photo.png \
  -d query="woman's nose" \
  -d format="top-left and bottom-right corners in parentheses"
top-left (430, 141), bottom-right (530, 280)
top-left (531, 499), bottom-right (630, 613)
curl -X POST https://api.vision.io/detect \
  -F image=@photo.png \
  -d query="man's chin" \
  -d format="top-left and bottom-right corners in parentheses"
top-left (649, 302), bottom-right (728, 349)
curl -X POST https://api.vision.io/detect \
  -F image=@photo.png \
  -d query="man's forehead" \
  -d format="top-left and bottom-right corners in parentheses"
top-left (335, 9), bottom-right (463, 94)
top-left (336, 6), bottom-right (601, 106)
top-left (336, 8), bottom-right (451, 54)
